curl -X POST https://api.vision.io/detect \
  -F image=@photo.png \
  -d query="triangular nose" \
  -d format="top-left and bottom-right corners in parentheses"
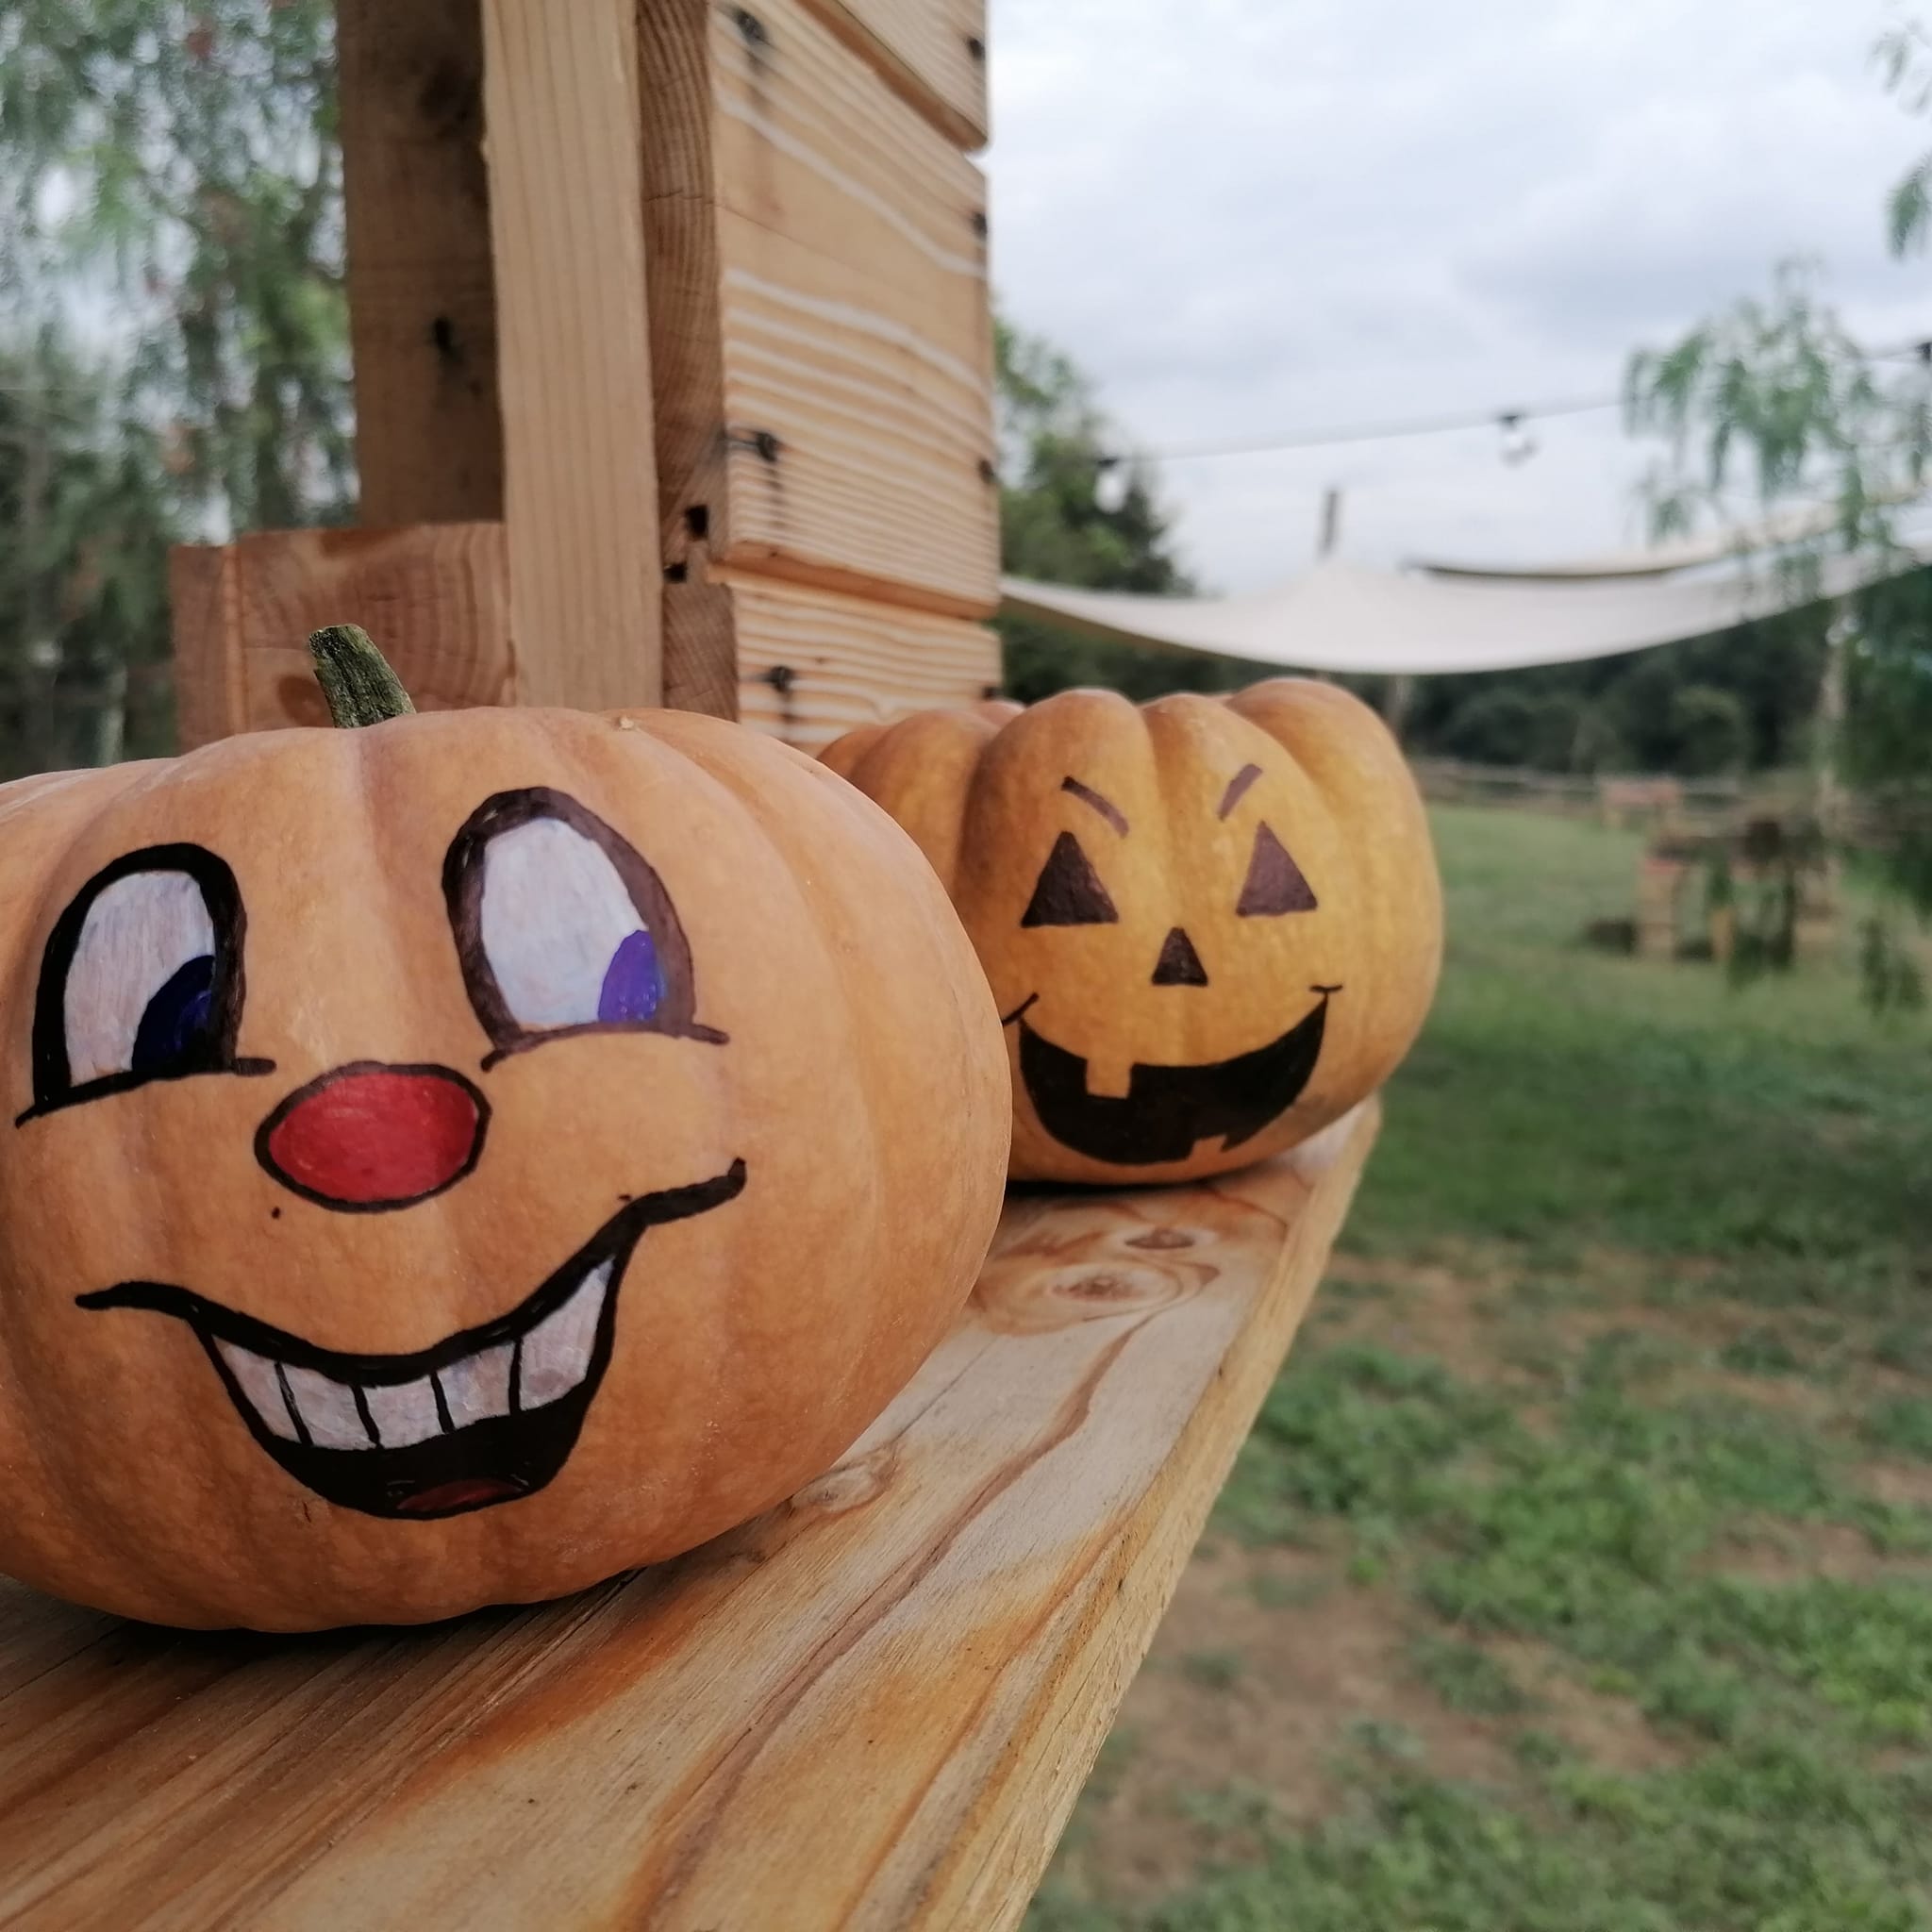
top-left (1151, 926), bottom-right (1208, 986)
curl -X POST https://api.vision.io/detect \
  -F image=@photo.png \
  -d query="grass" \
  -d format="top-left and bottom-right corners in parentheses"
top-left (1028, 804), bottom-right (1932, 1931)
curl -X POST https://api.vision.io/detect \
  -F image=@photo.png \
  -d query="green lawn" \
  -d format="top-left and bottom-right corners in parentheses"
top-left (1029, 804), bottom-right (1932, 1932)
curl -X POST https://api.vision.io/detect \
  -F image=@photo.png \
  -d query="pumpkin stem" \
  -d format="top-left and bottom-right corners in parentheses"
top-left (308, 624), bottom-right (417, 728)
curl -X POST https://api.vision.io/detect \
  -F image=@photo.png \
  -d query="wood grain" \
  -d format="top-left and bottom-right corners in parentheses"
top-left (0, 1105), bottom-right (1375, 1931)
top-left (640, 0), bottom-right (997, 623)
top-left (168, 526), bottom-right (513, 745)
top-left (166, 541), bottom-right (242, 753)
top-left (725, 564), bottom-right (998, 747)
top-left (337, 0), bottom-right (504, 525)
top-left (482, 0), bottom-right (665, 708)
top-left (801, 0), bottom-right (989, 150)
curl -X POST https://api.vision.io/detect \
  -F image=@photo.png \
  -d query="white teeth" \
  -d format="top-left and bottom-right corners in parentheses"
top-left (212, 1258), bottom-right (617, 1454)
top-left (437, 1342), bottom-right (515, 1428)
top-left (283, 1365), bottom-right (376, 1450)
top-left (215, 1341), bottom-right (300, 1442)
top-left (518, 1262), bottom-right (613, 1408)
top-left (363, 1376), bottom-right (443, 1449)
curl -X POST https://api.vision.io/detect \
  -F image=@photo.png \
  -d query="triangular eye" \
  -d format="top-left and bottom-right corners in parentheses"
top-left (1237, 824), bottom-right (1317, 916)
top-left (1022, 831), bottom-right (1119, 926)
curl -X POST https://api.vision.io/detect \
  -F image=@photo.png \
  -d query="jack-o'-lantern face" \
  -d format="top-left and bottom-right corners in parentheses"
top-left (0, 705), bottom-right (1009, 1629)
top-left (823, 680), bottom-right (1442, 1186)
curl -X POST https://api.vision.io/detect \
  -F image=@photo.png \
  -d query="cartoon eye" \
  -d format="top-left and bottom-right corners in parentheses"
top-left (22, 845), bottom-right (266, 1122)
top-left (443, 788), bottom-right (724, 1059)
top-left (1022, 831), bottom-right (1119, 927)
top-left (1237, 824), bottom-right (1318, 917)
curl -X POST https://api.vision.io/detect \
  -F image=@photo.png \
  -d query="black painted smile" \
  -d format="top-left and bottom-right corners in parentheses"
top-left (1011, 991), bottom-right (1335, 1166)
top-left (77, 1160), bottom-right (747, 1520)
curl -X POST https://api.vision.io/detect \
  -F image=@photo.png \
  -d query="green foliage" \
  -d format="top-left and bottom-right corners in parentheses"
top-left (1410, 1635), bottom-right (1534, 1717)
top-left (1619, 35), bottom-right (1932, 908)
top-left (994, 316), bottom-right (1251, 704)
top-left (0, 332), bottom-right (178, 773)
top-left (0, 0), bottom-right (350, 530)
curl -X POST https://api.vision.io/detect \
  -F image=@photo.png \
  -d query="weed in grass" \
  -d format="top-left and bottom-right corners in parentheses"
top-left (1178, 1650), bottom-right (1244, 1692)
top-left (1411, 1635), bottom-right (1534, 1716)
top-left (1718, 1324), bottom-right (1805, 1376)
top-left (1174, 1781), bottom-right (1276, 1840)
top-left (1246, 1570), bottom-right (1333, 1611)
top-left (1863, 1397), bottom-right (1932, 1463)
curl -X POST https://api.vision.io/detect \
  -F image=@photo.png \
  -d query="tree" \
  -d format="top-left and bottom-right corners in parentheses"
top-left (993, 317), bottom-right (1249, 703)
top-left (0, 1), bottom-right (351, 533)
top-left (0, 332), bottom-right (179, 775)
top-left (1622, 26), bottom-right (1932, 938)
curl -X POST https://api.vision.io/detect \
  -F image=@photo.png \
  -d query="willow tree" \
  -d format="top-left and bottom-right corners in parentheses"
top-left (1624, 25), bottom-right (1932, 1000)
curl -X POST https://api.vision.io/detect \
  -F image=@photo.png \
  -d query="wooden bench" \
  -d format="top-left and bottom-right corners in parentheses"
top-left (0, 1105), bottom-right (1375, 1931)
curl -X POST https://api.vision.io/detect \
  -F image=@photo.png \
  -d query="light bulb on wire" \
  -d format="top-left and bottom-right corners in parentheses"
top-left (1092, 456), bottom-right (1130, 514)
top-left (1497, 412), bottom-right (1538, 466)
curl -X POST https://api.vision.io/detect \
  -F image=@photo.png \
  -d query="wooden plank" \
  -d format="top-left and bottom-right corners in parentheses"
top-left (640, 0), bottom-right (996, 628)
top-left (0, 1106), bottom-right (1376, 1932)
top-left (165, 542), bottom-right (242, 752)
top-left (725, 565), bottom-right (999, 747)
top-left (801, 0), bottom-right (990, 150)
top-left (482, 0), bottom-right (666, 709)
top-left (336, 0), bottom-right (504, 525)
top-left (169, 526), bottom-right (512, 746)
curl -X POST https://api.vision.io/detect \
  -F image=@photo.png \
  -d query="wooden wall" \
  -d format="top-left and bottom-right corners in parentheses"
top-left (174, 0), bottom-right (998, 752)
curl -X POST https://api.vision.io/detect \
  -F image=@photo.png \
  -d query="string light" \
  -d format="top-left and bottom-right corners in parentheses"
top-left (1083, 333), bottom-right (1932, 483)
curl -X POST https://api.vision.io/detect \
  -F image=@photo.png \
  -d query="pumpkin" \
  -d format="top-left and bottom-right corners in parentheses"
top-left (822, 680), bottom-right (1440, 1186)
top-left (0, 628), bottom-right (1009, 1630)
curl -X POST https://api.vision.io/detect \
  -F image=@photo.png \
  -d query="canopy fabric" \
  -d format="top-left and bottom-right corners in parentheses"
top-left (1406, 495), bottom-right (1919, 580)
top-left (999, 548), bottom-right (1911, 677)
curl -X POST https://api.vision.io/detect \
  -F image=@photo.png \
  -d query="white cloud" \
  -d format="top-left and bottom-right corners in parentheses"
top-left (985, 0), bottom-right (1932, 590)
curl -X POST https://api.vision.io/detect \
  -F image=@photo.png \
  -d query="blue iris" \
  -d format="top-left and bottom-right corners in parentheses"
top-left (597, 929), bottom-right (664, 1024)
top-left (131, 953), bottom-right (216, 1074)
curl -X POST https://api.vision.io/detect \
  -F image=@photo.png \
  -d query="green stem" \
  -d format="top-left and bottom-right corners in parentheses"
top-left (308, 624), bottom-right (417, 728)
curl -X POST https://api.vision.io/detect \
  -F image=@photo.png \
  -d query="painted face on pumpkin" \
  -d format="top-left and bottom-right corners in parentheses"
top-left (1000, 763), bottom-right (1339, 1168)
top-left (17, 785), bottom-right (744, 1522)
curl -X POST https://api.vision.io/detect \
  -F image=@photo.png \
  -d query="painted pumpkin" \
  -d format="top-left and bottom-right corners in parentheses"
top-left (0, 630), bottom-right (1008, 1629)
top-left (822, 680), bottom-right (1440, 1185)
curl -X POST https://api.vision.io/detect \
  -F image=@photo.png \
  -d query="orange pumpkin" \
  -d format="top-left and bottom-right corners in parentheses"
top-left (0, 630), bottom-right (1008, 1629)
top-left (823, 680), bottom-right (1440, 1185)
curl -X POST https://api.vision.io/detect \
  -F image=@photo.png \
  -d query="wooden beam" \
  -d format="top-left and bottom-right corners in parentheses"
top-left (336, 0), bottom-right (504, 525)
top-left (170, 525), bottom-right (512, 746)
top-left (724, 566), bottom-right (998, 747)
top-left (801, 0), bottom-right (990, 150)
top-left (481, 0), bottom-right (666, 708)
top-left (166, 542), bottom-right (242, 753)
top-left (0, 1106), bottom-right (1376, 1932)
top-left (639, 0), bottom-right (997, 627)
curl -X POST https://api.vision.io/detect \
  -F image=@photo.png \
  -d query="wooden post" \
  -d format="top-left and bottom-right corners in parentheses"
top-left (335, 0), bottom-right (503, 525)
top-left (481, 0), bottom-right (664, 709)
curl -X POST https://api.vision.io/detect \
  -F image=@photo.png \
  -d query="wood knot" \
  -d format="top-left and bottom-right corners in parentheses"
top-left (1061, 1270), bottom-right (1144, 1302)
top-left (1125, 1227), bottom-right (1199, 1252)
top-left (975, 1259), bottom-right (1188, 1332)
top-left (735, 8), bottom-right (768, 46)
top-left (790, 1445), bottom-right (896, 1518)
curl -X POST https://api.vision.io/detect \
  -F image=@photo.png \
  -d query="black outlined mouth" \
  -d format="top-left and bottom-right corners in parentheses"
top-left (1009, 990), bottom-right (1336, 1166)
top-left (78, 1160), bottom-right (747, 1519)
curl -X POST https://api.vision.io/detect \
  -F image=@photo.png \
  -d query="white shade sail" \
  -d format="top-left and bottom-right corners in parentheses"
top-left (1000, 547), bottom-right (1921, 677)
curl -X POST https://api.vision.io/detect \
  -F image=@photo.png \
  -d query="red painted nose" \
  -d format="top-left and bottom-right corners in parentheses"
top-left (258, 1062), bottom-right (489, 1211)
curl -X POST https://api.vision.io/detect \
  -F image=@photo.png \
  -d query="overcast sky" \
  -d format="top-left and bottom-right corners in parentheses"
top-left (984, 0), bottom-right (1932, 591)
